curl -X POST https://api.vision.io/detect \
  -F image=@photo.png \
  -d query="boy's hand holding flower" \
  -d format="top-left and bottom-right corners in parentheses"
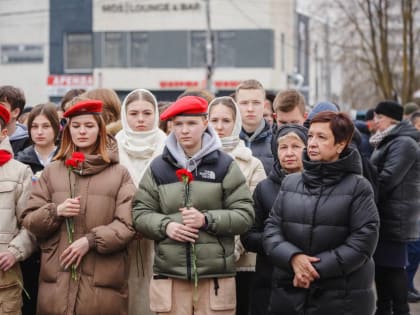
top-left (166, 222), bottom-right (199, 243)
top-left (180, 207), bottom-right (206, 229)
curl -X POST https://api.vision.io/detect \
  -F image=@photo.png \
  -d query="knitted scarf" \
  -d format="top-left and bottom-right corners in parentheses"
top-left (0, 150), bottom-right (12, 166)
top-left (369, 124), bottom-right (397, 148)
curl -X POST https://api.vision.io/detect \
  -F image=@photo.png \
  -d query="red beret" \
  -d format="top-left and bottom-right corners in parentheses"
top-left (160, 96), bottom-right (208, 121)
top-left (0, 105), bottom-right (11, 125)
top-left (63, 100), bottom-right (103, 118)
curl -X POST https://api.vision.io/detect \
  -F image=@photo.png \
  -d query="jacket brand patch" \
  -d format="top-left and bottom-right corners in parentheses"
top-left (199, 170), bottom-right (215, 180)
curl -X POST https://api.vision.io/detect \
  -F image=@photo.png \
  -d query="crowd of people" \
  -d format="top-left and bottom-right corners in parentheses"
top-left (0, 80), bottom-right (419, 315)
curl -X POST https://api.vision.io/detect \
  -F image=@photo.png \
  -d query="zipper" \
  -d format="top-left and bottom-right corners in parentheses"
top-left (305, 167), bottom-right (324, 313)
top-left (186, 243), bottom-right (192, 281)
top-left (308, 169), bottom-right (324, 251)
top-left (216, 237), bottom-right (227, 271)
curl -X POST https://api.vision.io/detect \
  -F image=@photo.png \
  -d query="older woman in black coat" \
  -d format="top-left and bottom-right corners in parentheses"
top-left (241, 124), bottom-right (308, 315)
top-left (370, 101), bottom-right (420, 315)
top-left (263, 111), bottom-right (379, 315)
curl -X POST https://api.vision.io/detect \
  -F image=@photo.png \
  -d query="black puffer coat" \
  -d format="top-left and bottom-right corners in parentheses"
top-left (240, 120), bottom-right (274, 175)
top-left (241, 162), bottom-right (286, 315)
top-left (263, 148), bottom-right (379, 315)
top-left (370, 120), bottom-right (420, 242)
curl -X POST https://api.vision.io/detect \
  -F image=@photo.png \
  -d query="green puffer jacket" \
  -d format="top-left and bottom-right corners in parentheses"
top-left (132, 148), bottom-right (254, 280)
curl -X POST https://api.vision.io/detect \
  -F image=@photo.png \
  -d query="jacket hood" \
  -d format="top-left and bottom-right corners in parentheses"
top-left (106, 120), bottom-right (122, 136)
top-left (379, 120), bottom-right (420, 146)
top-left (165, 126), bottom-right (221, 172)
top-left (270, 124), bottom-right (307, 181)
top-left (227, 140), bottom-right (253, 162)
top-left (0, 137), bottom-right (13, 156)
top-left (74, 135), bottom-right (119, 176)
top-left (16, 145), bottom-right (39, 165)
top-left (268, 162), bottom-right (287, 185)
top-left (9, 123), bottom-right (28, 141)
top-left (302, 147), bottom-right (362, 188)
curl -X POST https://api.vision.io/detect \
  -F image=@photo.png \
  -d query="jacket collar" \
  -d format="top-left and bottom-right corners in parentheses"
top-left (301, 148), bottom-right (362, 188)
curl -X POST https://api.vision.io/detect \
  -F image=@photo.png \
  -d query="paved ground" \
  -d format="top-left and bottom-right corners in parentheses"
top-left (411, 271), bottom-right (420, 314)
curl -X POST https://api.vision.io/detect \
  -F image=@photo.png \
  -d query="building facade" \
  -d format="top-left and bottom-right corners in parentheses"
top-left (1, 0), bottom-right (332, 104)
top-left (0, 0), bottom-right (49, 105)
top-left (51, 0), bottom-right (298, 101)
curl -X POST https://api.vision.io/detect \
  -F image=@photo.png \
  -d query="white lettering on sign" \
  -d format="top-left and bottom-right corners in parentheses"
top-left (101, 2), bottom-right (201, 13)
top-left (47, 75), bottom-right (94, 97)
top-left (159, 80), bottom-right (241, 89)
top-left (47, 75), bottom-right (94, 87)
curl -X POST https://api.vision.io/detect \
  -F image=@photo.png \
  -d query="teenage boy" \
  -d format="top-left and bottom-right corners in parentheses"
top-left (273, 89), bottom-right (307, 126)
top-left (0, 86), bottom-right (31, 155)
top-left (0, 106), bottom-right (35, 314)
top-left (133, 96), bottom-right (254, 315)
top-left (236, 80), bottom-right (273, 174)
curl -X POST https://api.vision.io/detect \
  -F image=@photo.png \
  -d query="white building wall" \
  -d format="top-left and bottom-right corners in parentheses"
top-left (0, 0), bottom-right (49, 105)
top-left (93, 0), bottom-right (297, 92)
top-left (94, 0), bottom-right (273, 31)
top-left (0, 0), bottom-right (300, 102)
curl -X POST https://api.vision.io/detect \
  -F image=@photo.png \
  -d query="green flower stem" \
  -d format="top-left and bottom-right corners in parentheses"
top-left (66, 169), bottom-right (77, 281)
top-left (182, 176), bottom-right (199, 306)
top-left (65, 218), bottom-right (73, 243)
top-left (71, 265), bottom-right (77, 280)
top-left (191, 243), bottom-right (198, 305)
top-left (10, 270), bottom-right (30, 300)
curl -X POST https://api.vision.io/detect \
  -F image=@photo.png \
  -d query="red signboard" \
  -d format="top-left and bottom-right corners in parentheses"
top-left (47, 75), bottom-right (94, 87)
top-left (47, 75), bottom-right (94, 97)
top-left (159, 80), bottom-right (240, 89)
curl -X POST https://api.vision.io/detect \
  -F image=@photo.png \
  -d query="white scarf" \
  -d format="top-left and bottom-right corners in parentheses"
top-left (116, 89), bottom-right (166, 186)
top-left (208, 97), bottom-right (242, 151)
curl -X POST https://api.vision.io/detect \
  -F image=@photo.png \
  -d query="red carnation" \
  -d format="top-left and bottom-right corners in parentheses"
top-left (65, 159), bottom-right (78, 168)
top-left (65, 152), bottom-right (85, 169)
top-left (176, 169), bottom-right (194, 184)
top-left (71, 152), bottom-right (85, 163)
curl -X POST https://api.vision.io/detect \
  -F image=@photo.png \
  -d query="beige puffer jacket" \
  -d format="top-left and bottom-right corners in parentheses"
top-left (0, 137), bottom-right (35, 287)
top-left (22, 139), bottom-right (135, 315)
top-left (226, 140), bottom-right (266, 272)
top-left (0, 137), bottom-right (34, 259)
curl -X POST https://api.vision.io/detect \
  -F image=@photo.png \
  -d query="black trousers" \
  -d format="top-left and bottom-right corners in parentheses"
top-left (21, 251), bottom-right (40, 315)
top-left (236, 271), bottom-right (255, 315)
top-left (375, 265), bottom-right (410, 315)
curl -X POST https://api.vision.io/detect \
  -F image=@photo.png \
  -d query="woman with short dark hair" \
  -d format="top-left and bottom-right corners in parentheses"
top-left (264, 111), bottom-right (379, 315)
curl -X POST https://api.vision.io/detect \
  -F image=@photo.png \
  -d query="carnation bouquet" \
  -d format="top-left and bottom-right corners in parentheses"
top-left (175, 169), bottom-right (199, 303)
top-left (64, 151), bottom-right (85, 280)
